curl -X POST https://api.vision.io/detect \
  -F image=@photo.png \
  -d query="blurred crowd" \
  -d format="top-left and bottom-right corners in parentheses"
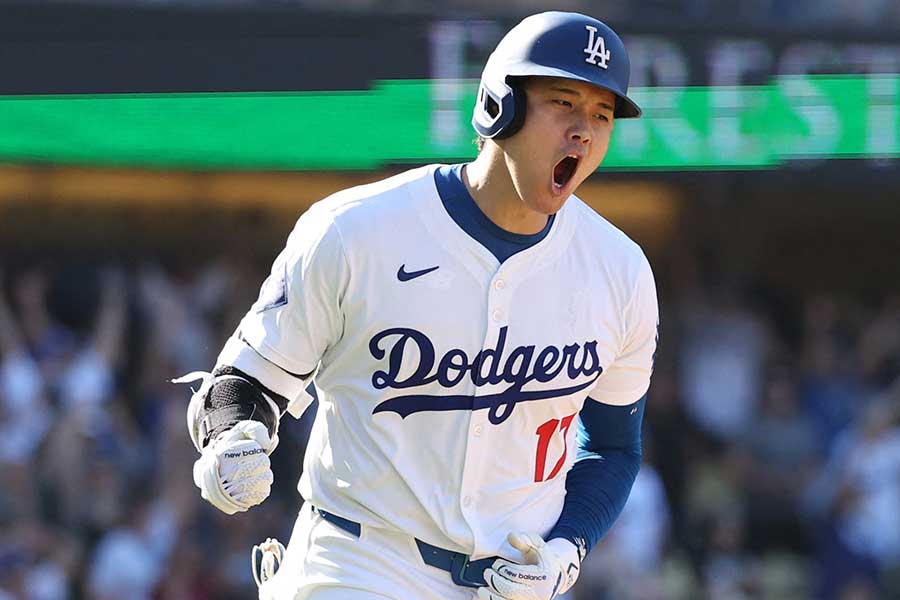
top-left (0, 259), bottom-right (311, 600)
top-left (0, 247), bottom-right (898, 600)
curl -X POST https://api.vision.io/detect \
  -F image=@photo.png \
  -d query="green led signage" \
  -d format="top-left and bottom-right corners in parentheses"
top-left (0, 75), bottom-right (896, 171)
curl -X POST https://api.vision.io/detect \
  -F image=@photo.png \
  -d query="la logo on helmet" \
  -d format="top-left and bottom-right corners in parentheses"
top-left (583, 25), bottom-right (611, 69)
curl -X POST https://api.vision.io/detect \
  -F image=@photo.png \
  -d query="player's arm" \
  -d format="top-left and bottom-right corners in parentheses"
top-left (553, 256), bottom-right (659, 575)
top-left (186, 332), bottom-right (317, 452)
top-left (552, 258), bottom-right (658, 551)
top-left (479, 401), bottom-right (646, 600)
top-left (547, 395), bottom-right (645, 552)
top-left (480, 257), bottom-right (659, 600)
top-left (177, 202), bottom-right (349, 515)
top-left (176, 340), bottom-right (314, 516)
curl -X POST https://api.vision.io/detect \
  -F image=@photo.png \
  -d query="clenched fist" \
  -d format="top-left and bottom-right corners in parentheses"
top-left (193, 420), bottom-right (274, 515)
top-left (478, 533), bottom-right (582, 600)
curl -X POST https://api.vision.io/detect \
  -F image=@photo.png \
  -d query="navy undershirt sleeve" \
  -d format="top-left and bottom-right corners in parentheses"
top-left (548, 395), bottom-right (645, 556)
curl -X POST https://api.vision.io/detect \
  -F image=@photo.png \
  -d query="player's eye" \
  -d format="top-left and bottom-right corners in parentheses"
top-left (553, 99), bottom-right (573, 108)
top-left (594, 113), bottom-right (610, 122)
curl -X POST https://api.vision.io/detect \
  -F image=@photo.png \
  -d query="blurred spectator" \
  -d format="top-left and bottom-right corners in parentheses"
top-left (810, 390), bottom-right (900, 597)
top-left (677, 281), bottom-right (774, 440)
top-left (54, 269), bottom-right (126, 435)
top-left (740, 364), bottom-right (821, 554)
top-left (86, 498), bottom-right (179, 600)
top-left (701, 508), bottom-right (756, 599)
top-left (642, 365), bottom-right (703, 533)
top-left (0, 268), bottom-right (53, 467)
top-left (800, 295), bottom-right (871, 452)
top-left (857, 296), bottom-right (900, 390)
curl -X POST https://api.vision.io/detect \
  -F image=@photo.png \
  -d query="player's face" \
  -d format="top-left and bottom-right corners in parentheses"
top-left (498, 77), bottom-right (616, 215)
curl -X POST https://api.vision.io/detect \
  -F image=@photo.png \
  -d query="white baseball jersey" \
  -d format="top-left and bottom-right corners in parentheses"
top-left (218, 164), bottom-right (658, 560)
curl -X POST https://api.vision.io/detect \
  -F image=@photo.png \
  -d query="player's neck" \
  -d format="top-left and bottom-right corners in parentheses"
top-left (463, 151), bottom-right (549, 236)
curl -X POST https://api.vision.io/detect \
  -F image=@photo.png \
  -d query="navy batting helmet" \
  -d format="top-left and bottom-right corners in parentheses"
top-left (472, 12), bottom-right (641, 140)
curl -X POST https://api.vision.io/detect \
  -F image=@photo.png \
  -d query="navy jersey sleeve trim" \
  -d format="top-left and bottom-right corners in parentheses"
top-left (548, 395), bottom-right (645, 556)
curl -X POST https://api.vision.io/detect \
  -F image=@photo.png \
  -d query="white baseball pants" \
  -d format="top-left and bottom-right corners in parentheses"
top-left (258, 503), bottom-right (478, 600)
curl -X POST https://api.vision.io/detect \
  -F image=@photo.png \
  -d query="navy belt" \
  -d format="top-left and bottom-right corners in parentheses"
top-left (312, 506), bottom-right (498, 588)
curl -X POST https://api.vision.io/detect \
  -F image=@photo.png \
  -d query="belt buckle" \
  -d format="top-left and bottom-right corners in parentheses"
top-left (450, 552), bottom-right (483, 588)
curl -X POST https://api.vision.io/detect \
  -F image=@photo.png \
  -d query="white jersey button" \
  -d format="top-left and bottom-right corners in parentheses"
top-left (473, 425), bottom-right (483, 436)
top-left (463, 496), bottom-right (472, 507)
top-left (492, 309), bottom-right (504, 322)
top-left (494, 279), bottom-right (505, 290)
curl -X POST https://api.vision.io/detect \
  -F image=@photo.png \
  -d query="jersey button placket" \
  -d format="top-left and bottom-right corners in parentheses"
top-left (490, 275), bottom-right (508, 323)
top-left (460, 272), bottom-right (511, 539)
top-left (460, 397), bottom-right (488, 523)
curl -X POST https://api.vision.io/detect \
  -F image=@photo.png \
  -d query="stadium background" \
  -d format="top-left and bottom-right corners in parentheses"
top-left (1, 1), bottom-right (899, 598)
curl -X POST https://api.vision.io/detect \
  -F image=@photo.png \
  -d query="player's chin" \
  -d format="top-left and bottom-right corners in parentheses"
top-left (543, 176), bottom-right (579, 209)
top-left (530, 191), bottom-right (569, 215)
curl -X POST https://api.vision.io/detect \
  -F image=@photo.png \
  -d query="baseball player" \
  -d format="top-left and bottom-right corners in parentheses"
top-left (177, 11), bottom-right (657, 600)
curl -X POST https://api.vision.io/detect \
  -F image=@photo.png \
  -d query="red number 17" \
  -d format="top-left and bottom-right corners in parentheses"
top-left (534, 413), bottom-right (576, 483)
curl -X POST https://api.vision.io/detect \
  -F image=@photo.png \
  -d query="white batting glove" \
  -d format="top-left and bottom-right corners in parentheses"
top-left (477, 533), bottom-right (582, 600)
top-left (193, 420), bottom-right (275, 515)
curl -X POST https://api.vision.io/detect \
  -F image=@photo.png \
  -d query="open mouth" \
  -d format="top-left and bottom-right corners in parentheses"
top-left (552, 155), bottom-right (579, 189)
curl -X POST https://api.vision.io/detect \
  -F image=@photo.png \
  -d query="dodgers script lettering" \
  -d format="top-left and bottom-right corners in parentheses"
top-left (369, 326), bottom-right (603, 424)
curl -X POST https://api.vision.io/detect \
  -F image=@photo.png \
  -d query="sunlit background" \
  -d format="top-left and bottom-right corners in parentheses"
top-left (1, 1), bottom-right (899, 599)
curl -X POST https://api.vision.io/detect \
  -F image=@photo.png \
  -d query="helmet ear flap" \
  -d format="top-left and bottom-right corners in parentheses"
top-left (492, 79), bottom-right (527, 140)
top-left (472, 75), bottom-right (525, 139)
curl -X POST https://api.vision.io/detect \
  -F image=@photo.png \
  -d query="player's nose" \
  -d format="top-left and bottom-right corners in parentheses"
top-left (570, 131), bottom-right (590, 144)
top-left (568, 117), bottom-right (591, 145)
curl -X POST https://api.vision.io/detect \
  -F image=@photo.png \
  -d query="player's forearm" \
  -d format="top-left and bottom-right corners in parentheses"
top-left (200, 365), bottom-right (290, 448)
top-left (548, 395), bottom-right (646, 554)
top-left (548, 445), bottom-right (641, 554)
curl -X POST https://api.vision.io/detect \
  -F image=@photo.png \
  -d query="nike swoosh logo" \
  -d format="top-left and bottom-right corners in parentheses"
top-left (397, 264), bottom-right (439, 282)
